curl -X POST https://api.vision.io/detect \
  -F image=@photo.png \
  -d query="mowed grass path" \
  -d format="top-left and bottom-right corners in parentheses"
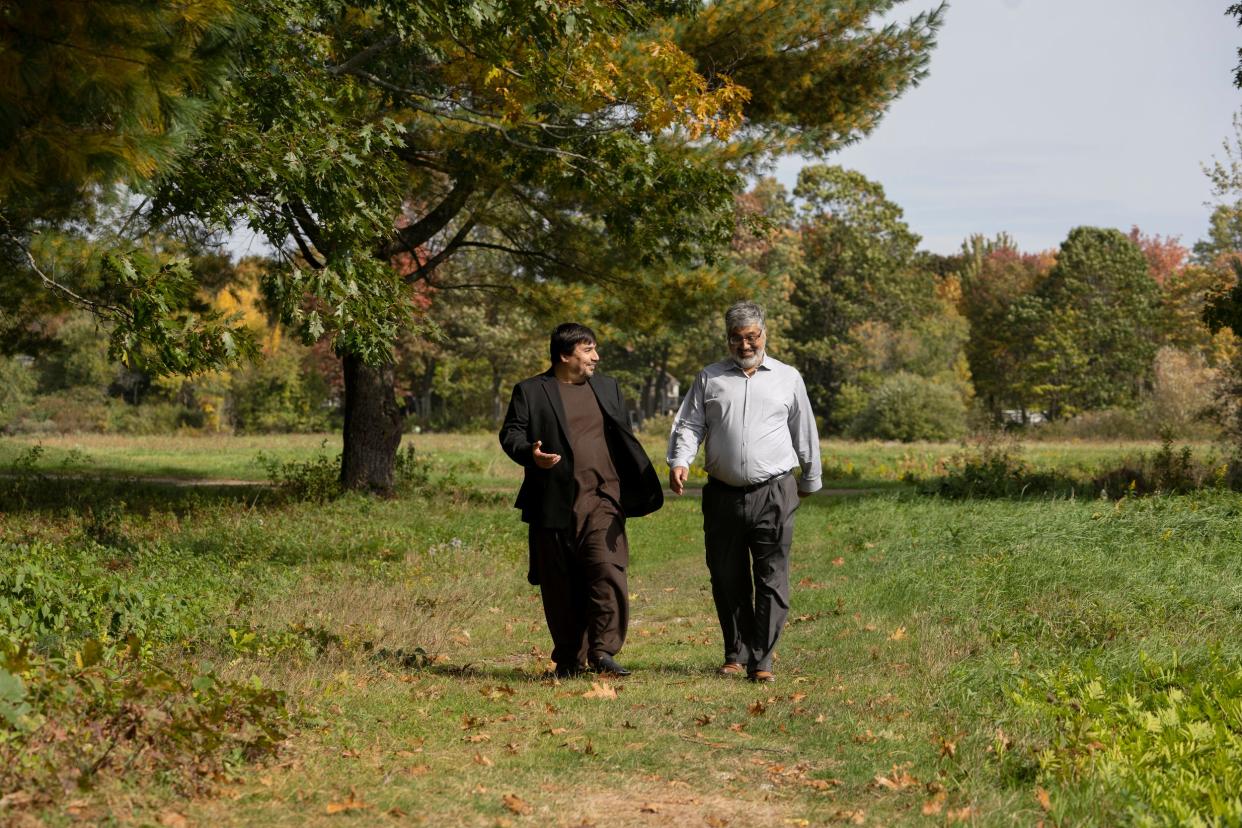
top-left (3, 434), bottom-right (1241, 825)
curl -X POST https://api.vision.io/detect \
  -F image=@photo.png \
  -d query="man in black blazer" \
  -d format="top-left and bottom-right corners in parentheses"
top-left (500, 323), bottom-right (663, 678)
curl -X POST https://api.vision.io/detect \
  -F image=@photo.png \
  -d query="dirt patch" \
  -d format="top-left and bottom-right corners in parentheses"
top-left (524, 780), bottom-right (797, 828)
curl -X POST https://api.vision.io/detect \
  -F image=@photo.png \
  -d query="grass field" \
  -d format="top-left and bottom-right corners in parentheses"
top-left (2, 434), bottom-right (1241, 826)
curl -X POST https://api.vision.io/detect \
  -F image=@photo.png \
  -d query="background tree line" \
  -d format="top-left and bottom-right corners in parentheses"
top-left (4, 160), bottom-right (1239, 444)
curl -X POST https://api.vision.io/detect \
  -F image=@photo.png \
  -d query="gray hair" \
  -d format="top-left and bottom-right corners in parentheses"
top-left (724, 300), bottom-right (766, 334)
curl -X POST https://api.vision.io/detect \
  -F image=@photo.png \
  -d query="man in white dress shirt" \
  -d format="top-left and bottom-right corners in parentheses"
top-left (667, 301), bottom-right (822, 683)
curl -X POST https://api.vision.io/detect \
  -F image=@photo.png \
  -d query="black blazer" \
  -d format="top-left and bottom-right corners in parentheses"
top-left (499, 369), bottom-right (663, 528)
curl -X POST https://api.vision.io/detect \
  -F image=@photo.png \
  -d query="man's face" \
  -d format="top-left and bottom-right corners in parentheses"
top-left (727, 324), bottom-right (765, 370)
top-left (560, 340), bottom-right (600, 380)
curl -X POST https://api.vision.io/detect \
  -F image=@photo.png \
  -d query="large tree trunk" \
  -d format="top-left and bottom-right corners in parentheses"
top-left (340, 352), bottom-right (404, 494)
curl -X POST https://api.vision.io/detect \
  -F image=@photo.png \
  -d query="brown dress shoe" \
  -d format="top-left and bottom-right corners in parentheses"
top-left (748, 670), bottom-right (776, 683)
top-left (717, 662), bottom-right (745, 676)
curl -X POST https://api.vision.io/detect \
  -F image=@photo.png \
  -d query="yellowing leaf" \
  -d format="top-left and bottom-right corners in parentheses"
top-left (502, 793), bottom-right (533, 815)
top-left (887, 626), bottom-right (907, 641)
top-left (325, 791), bottom-right (369, 815)
top-left (582, 681), bottom-right (618, 699)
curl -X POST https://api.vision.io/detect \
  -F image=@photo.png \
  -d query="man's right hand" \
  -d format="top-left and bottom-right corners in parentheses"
top-left (532, 440), bottom-right (561, 469)
top-left (669, 466), bottom-right (688, 495)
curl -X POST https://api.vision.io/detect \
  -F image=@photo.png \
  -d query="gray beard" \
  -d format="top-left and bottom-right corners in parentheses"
top-left (731, 348), bottom-right (765, 371)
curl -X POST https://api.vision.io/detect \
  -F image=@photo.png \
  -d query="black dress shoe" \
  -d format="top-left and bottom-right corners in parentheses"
top-left (554, 663), bottom-right (586, 679)
top-left (589, 655), bottom-right (631, 676)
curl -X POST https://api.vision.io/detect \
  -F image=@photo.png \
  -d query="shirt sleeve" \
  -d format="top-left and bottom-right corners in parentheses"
top-left (788, 372), bottom-right (822, 493)
top-left (666, 371), bottom-right (707, 469)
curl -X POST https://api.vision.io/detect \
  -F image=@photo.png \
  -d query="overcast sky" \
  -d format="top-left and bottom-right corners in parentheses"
top-left (775, 0), bottom-right (1242, 254)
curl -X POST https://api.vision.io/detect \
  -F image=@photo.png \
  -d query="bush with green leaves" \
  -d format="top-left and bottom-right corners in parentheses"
top-left (848, 371), bottom-right (966, 441)
top-left (0, 642), bottom-right (287, 799)
top-left (1013, 653), bottom-right (1242, 825)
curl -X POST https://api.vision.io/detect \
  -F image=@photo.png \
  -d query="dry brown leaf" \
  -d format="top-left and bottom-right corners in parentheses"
top-left (473, 752), bottom-right (493, 767)
top-left (325, 791), bottom-right (370, 815)
top-left (640, 803), bottom-right (660, 814)
top-left (544, 727), bottom-right (569, 735)
top-left (157, 811), bottom-right (190, 828)
top-left (748, 700), bottom-right (767, 716)
top-left (406, 764), bottom-right (430, 776)
top-left (921, 792), bottom-right (946, 815)
top-left (872, 765), bottom-right (918, 790)
top-left (696, 713), bottom-right (715, 726)
top-left (789, 692), bottom-right (807, 702)
top-left (1036, 786), bottom-right (1052, 812)
top-left (502, 793), bottom-right (533, 815)
top-left (728, 722), bottom-right (746, 733)
top-left (705, 817), bottom-right (730, 828)
top-left (887, 626), bottom-right (907, 641)
top-left (465, 733), bottom-right (491, 743)
top-left (948, 806), bottom-right (975, 822)
top-left (830, 810), bottom-right (865, 824)
top-left (480, 685), bottom-right (515, 699)
top-left (582, 681), bottom-right (618, 700)
top-left (939, 737), bottom-right (957, 758)
top-left (832, 556), bottom-right (845, 566)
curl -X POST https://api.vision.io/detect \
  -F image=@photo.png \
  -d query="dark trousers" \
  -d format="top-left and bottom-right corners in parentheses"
top-left (529, 503), bottom-right (629, 669)
top-left (702, 473), bottom-right (799, 673)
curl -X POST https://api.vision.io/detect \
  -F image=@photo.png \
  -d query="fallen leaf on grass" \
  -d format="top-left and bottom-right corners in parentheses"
top-left (1036, 786), bottom-right (1052, 812)
top-left (748, 700), bottom-right (767, 716)
top-left (939, 737), bottom-right (957, 757)
top-left (1, 791), bottom-right (35, 809)
top-left (325, 791), bottom-right (370, 815)
top-left (832, 557), bottom-right (845, 566)
top-left (830, 810), bottom-right (865, 824)
top-left (503, 794), bottom-right (533, 815)
top-left (696, 713), bottom-right (715, 725)
top-left (157, 811), bottom-right (190, 828)
top-left (921, 792), bottom-right (946, 815)
top-left (705, 817), bottom-right (730, 828)
top-left (887, 626), bottom-right (907, 641)
top-left (405, 764), bottom-right (430, 776)
top-left (473, 753), bottom-right (493, 766)
top-left (729, 723), bottom-right (747, 733)
top-left (387, 807), bottom-right (408, 818)
top-left (872, 765), bottom-right (918, 790)
top-left (805, 778), bottom-right (841, 791)
top-left (947, 806), bottom-right (975, 822)
top-left (640, 803), bottom-right (660, 814)
top-left (582, 681), bottom-right (618, 699)
top-left (465, 733), bottom-right (491, 743)
top-left (480, 684), bottom-right (516, 699)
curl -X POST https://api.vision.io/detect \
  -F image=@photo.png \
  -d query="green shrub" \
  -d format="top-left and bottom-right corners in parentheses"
top-left (229, 342), bottom-right (334, 433)
top-left (0, 642), bottom-right (287, 799)
top-left (1013, 653), bottom-right (1242, 825)
top-left (1090, 438), bottom-right (1225, 497)
top-left (919, 436), bottom-right (1071, 498)
top-left (848, 372), bottom-right (966, 442)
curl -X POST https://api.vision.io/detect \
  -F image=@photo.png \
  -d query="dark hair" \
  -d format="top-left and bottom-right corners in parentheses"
top-left (550, 322), bottom-right (596, 365)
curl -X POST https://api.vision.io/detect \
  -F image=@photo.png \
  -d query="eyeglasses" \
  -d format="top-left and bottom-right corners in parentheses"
top-left (727, 332), bottom-right (764, 347)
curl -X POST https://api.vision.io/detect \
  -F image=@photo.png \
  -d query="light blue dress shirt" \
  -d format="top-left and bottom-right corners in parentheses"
top-left (667, 355), bottom-right (822, 493)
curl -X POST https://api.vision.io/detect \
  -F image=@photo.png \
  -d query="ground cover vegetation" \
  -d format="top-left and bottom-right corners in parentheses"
top-left (3, 436), bottom-right (1242, 825)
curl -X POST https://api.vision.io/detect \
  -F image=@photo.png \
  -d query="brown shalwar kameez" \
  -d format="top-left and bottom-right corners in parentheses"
top-left (529, 381), bottom-right (629, 670)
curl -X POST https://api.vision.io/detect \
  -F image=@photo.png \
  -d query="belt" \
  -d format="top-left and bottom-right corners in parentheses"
top-left (706, 470), bottom-right (791, 493)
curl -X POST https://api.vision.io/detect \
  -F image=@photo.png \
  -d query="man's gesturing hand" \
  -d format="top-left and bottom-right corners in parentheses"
top-left (532, 440), bottom-right (561, 469)
top-left (669, 465), bottom-right (688, 495)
